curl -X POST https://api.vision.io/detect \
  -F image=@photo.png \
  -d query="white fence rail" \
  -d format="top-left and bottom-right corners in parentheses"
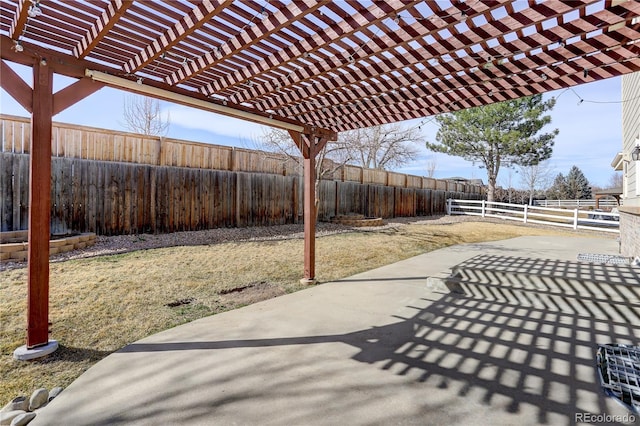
top-left (534, 199), bottom-right (621, 209)
top-left (447, 199), bottom-right (620, 234)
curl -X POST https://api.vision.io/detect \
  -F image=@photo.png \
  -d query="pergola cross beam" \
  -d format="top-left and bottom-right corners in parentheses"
top-left (247, 1), bottom-right (635, 114)
top-left (199, 0), bottom-right (420, 97)
top-left (0, 58), bottom-right (32, 112)
top-left (73, 0), bottom-right (133, 59)
top-left (123, 0), bottom-right (233, 74)
top-left (167, 0), bottom-right (325, 86)
top-left (275, 34), bottom-right (640, 127)
top-left (8, 0), bottom-right (28, 40)
top-left (225, 0), bottom-right (510, 104)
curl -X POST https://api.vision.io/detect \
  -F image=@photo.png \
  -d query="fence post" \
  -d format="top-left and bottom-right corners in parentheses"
top-left (523, 204), bottom-right (528, 224)
top-left (446, 198), bottom-right (451, 215)
top-left (573, 208), bottom-right (578, 230)
top-left (481, 200), bottom-right (486, 218)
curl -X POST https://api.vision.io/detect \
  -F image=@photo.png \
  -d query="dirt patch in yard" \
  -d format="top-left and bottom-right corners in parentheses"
top-left (218, 281), bottom-right (286, 306)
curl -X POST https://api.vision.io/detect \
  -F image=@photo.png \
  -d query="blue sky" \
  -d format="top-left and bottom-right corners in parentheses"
top-left (1, 62), bottom-right (623, 189)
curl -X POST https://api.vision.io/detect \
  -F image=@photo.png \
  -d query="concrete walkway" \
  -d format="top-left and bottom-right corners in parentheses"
top-left (32, 236), bottom-right (640, 426)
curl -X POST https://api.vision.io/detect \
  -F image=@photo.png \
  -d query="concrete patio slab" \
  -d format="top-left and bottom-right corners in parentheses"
top-left (31, 236), bottom-right (640, 425)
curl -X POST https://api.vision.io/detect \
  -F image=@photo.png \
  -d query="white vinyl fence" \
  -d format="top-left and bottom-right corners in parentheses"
top-left (447, 199), bottom-right (620, 234)
top-left (534, 199), bottom-right (621, 209)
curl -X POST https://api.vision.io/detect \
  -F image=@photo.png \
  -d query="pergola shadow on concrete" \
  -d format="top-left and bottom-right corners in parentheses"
top-left (1, 0), bottom-right (639, 353)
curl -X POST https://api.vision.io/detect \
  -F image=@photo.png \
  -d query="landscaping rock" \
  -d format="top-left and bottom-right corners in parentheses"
top-left (28, 389), bottom-right (48, 411)
top-left (0, 411), bottom-right (25, 426)
top-left (1, 397), bottom-right (28, 413)
top-left (9, 412), bottom-right (36, 426)
top-left (47, 387), bottom-right (63, 402)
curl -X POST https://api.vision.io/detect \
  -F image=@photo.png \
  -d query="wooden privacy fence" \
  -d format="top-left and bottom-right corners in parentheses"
top-left (1, 114), bottom-right (483, 194)
top-left (2, 153), bottom-right (481, 235)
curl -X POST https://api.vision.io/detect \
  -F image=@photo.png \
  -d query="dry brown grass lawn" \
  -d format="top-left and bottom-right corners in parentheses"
top-left (0, 221), bottom-right (605, 404)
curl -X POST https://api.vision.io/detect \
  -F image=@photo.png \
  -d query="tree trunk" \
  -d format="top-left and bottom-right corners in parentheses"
top-left (487, 173), bottom-right (497, 202)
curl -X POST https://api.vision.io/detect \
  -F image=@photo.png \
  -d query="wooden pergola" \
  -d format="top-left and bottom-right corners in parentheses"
top-left (1, 0), bottom-right (639, 353)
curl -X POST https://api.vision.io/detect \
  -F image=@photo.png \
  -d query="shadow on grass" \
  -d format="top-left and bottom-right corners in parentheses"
top-left (34, 345), bottom-right (113, 364)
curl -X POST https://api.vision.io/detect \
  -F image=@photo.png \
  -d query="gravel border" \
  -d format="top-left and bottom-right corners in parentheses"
top-left (0, 214), bottom-right (616, 271)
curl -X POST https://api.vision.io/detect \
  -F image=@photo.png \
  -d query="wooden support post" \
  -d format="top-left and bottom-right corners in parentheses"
top-left (288, 129), bottom-right (331, 284)
top-left (27, 59), bottom-right (53, 348)
top-left (303, 137), bottom-right (316, 282)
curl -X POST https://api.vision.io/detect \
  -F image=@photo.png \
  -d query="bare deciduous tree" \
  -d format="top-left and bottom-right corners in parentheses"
top-left (608, 172), bottom-right (623, 189)
top-left (253, 123), bottom-right (421, 215)
top-left (254, 128), bottom-right (351, 216)
top-left (425, 157), bottom-right (437, 178)
top-left (338, 123), bottom-right (421, 170)
top-left (502, 168), bottom-right (517, 203)
top-left (518, 161), bottom-right (554, 205)
top-left (256, 127), bottom-right (349, 181)
top-left (122, 95), bottom-right (170, 136)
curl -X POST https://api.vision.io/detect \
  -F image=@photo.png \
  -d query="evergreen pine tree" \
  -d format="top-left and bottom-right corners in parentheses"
top-left (547, 173), bottom-right (568, 200)
top-left (566, 166), bottom-right (592, 199)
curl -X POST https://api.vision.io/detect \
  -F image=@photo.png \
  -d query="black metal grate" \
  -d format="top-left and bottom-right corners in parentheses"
top-left (578, 254), bottom-right (631, 265)
top-left (597, 344), bottom-right (640, 414)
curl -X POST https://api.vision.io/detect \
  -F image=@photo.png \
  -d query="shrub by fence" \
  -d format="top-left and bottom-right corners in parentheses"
top-left (1, 153), bottom-right (481, 235)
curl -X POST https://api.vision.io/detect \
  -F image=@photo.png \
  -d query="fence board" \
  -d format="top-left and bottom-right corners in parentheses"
top-left (1, 154), bottom-right (12, 232)
top-left (387, 172), bottom-right (406, 187)
top-left (10, 154), bottom-right (20, 230)
top-left (363, 169), bottom-right (387, 186)
top-left (406, 175), bottom-right (422, 189)
top-left (317, 180), bottom-right (337, 222)
top-left (1, 152), bottom-right (482, 235)
top-left (0, 115), bottom-right (484, 196)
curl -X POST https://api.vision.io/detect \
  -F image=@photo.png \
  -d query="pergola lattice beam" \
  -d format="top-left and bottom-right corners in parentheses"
top-left (123, 0), bottom-right (233, 74)
top-left (291, 34), bottom-right (639, 126)
top-left (253, 0), bottom-right (637, 118)
top-left (298, 50), bottom-right (640, 130)
top-left (247, 0), bottom-right (620, 114)
top-left (73, 0), bottom-right (133, 59)
top-left (8, 0), bottom-right (28, 40)
top-left (1, 0), bottom-right (638, 132)
top-left (166, 0), bottom-right (325, 85)
top-left (226, 0), bottom-right (508, 105)
top-left (270, 11), bottom-right (638, 122)
top-left (198, 0), bottom-right (423, 97)
top-left (312, 56), bottom-right (640, 131)
top-left (270, 17), bottom-right (640, 122)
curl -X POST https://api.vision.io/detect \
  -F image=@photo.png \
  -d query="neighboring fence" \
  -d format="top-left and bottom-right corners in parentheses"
top-left (0, 114), bottom-right (483, 194)
top-left (2, 153), bottom-right (283, 234)
top-left (1, 153), bottom-right (482, 234)
top-left (447, 199), bottom-right (620, 234)
top-left (534, 199), bottom-right (621, 209)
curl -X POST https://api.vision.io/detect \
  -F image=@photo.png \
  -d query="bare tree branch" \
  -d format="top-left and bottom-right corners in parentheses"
top-left (518, 161), bottom-right (554, 204)
top-left (121, 95), bottom-right (170, 136)
top-left (425, 157), bottom-right (437, 178)
top-left (608, 172), bottom-right (623, 189)
top-left (338, 123), bottom-right (421, 170)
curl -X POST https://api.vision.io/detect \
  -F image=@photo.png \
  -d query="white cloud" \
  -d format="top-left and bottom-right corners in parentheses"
top-left (164, 104), bottom-right (269, 141)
